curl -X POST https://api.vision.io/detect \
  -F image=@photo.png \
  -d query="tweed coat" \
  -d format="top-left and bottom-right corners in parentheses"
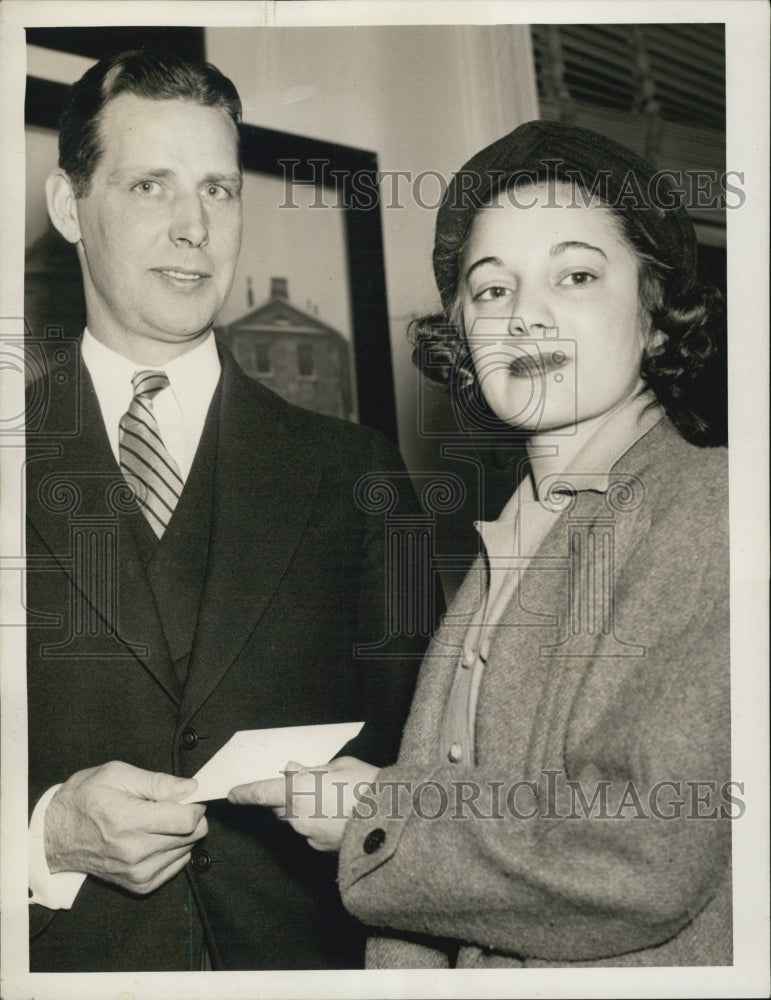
top-left (26, 341), bottom-right (431, 971)
top-left (338, 418), bottom-right (732, 968)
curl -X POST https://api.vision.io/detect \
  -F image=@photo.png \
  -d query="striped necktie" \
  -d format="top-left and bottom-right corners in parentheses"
top-left (119, 370), bottom-right (183, 537)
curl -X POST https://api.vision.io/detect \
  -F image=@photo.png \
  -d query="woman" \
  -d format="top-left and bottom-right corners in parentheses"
top-left (230, 121), bottom-right (731, 968)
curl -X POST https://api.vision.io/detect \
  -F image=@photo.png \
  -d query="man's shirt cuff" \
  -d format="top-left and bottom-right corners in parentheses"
top-left (29, 785), bottom-right (87, 909)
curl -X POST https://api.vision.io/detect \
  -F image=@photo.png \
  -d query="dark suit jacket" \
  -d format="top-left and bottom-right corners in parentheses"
top-left (26, 341), bottom-right (433, 971)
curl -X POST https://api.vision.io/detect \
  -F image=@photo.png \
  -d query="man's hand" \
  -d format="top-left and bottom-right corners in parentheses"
top-left (228, 756), bottom-right (379, 852)
top-left (45, 761), bottom-right (208, 895)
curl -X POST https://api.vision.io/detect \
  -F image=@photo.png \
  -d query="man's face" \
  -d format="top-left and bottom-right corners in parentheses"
top-left (71, 93), bottom-right (242, 361)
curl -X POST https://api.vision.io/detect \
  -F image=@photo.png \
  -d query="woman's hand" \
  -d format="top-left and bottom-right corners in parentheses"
top-left (228, 756), bottom-right (379, 852)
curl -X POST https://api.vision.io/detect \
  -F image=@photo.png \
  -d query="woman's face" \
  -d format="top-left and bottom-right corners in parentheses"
top-left (459, 182), bottom-right (654, 435)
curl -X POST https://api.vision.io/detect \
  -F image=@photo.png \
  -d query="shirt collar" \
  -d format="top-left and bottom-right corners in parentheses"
top-left (526, 389), bottom-right (664, 505)
top-left (81, 326), bottom-right (144, 393)
top-left (80, 327), bottom-right (220, 418)
top-left (161, 333), bottom-right (221, 419)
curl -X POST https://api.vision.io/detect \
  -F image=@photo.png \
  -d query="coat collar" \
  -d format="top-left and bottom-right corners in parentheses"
top-left (526, 390), bottom-right (664, 503)
top-left (444, 419), bottom-right (676, 661)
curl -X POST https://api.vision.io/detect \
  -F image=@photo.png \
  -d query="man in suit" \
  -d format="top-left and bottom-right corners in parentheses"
top-left (26, 49), bottom-right (431, 971)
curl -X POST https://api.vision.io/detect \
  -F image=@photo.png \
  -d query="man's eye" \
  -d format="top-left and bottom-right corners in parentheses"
top-left (132, 180), bottom-right (161, 195)
top-left (204, 185), bottom-right (229, 200)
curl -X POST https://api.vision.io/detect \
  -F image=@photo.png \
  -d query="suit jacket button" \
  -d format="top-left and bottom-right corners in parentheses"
top-left (363, 828), bottom-right (386, 854)
top-left (181, 727), bottom-right (198, 750)
top-left (191, 849), bottom-right (211, 872)
top-left (448, 742), bottom-right (463, 763)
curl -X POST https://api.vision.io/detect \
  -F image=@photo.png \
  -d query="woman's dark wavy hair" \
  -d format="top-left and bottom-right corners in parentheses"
top-left (59, 49), bottom-right (242, 198)
top-left (411, 173), bottom-right (727, 447)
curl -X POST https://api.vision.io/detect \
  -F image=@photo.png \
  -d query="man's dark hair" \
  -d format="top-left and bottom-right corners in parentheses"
top-left (59, 49), bottom-right (242, 197)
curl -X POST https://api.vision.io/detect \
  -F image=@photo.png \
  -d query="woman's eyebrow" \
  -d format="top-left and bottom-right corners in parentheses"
top-left (550, 240), bottom-right (607, 258)
top-left (464, 256), bottom-right (504, 282)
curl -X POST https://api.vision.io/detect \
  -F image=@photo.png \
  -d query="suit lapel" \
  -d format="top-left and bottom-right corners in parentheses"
top-left (180, 352), bottom-right (321, 720)
top-left (26, 357), bottom-right (180, 703)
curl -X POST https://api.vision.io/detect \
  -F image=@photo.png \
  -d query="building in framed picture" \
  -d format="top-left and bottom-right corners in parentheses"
top-left (217, 277), bottom-right (355, 420)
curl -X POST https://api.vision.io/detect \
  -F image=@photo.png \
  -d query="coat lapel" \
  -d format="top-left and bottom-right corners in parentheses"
top-left (26, 356), bottom-right (180, 703)
top-left (179, 352), bottom-right (322, 720)
top-left (493, 485), bottom-right (652, 652)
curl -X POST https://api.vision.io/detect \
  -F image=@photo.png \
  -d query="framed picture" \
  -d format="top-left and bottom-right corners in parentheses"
top-left (24, 27), bottom-right (398, 440)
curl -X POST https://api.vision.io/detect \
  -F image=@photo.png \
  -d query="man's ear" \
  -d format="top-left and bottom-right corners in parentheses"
top-left (45, 171), bottom-right (82, 244)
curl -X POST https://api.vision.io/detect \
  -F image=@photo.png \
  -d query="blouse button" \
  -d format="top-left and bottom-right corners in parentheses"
top-left (448, 742), bottom-right (463, 763)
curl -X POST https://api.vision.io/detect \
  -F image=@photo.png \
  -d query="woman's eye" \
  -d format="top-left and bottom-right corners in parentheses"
top-left (473, 285), bottom-right (513, 302)
top-left (560, 271), bottom-right (596, 287)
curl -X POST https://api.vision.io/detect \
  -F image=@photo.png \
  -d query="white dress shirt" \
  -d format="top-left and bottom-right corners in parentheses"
top-left (29, 329), bottom-right (221, 910)
top-left (80, 327), bottom-right (221, 478)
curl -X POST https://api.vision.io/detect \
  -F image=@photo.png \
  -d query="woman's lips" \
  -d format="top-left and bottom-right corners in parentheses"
top-left (507, 350), bottom-right (568, 378)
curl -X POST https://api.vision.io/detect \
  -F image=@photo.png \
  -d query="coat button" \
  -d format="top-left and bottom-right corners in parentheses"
top-left (181, 727), bottom-right (198, 750)
top-left (363, 828), bottom-right (386, 854)
top-left (448, 742), bottom-right (463, 763)
top-left (191, 849), bottom-right (211, 872)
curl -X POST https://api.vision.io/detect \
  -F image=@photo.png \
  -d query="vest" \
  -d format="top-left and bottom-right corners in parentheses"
top-left (124, 386), bottom-right (220, 965)
top-left (130, 386), bottom-right (220, 687)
